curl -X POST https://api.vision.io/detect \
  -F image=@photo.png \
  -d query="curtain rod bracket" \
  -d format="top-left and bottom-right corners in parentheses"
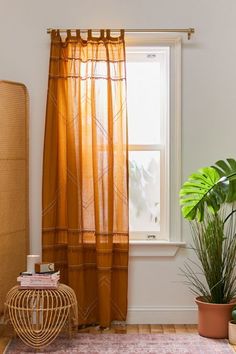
top-left (188, 28), bottom-right (195, 40)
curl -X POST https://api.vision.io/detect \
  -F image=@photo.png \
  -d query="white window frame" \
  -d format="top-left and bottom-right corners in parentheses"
top-left (125, 34), bottom-right (185, 256)
top-left (127, 46), bottom-right (169, 242)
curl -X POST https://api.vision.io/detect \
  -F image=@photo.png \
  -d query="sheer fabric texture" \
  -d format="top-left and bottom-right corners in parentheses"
top-left (42, 29), bottom-right (129, 327)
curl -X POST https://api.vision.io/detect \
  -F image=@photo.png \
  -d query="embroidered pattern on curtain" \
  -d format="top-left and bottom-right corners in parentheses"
top-left (42, 29), bottom-right (129, 327)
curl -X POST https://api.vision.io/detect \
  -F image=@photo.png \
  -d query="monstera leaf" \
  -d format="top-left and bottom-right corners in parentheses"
top-left (213, 158), bottom-right (236, 203)
top-left (180, 158), bottom-right (236, 221)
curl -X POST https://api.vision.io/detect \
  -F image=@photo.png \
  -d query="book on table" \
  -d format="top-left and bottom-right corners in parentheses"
top-left (17, 271), bottom-right (60, 289)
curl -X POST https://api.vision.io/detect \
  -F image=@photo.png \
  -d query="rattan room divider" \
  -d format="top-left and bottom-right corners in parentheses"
top-left (0, 81), bottom-right (29, 314)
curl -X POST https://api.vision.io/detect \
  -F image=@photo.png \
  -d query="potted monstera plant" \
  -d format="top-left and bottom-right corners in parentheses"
top-left (180, 158), bottom-right (236, 339)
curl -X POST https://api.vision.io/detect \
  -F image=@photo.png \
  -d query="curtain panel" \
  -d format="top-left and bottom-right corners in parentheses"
top-left (42, 29), bottom-right (129, 327)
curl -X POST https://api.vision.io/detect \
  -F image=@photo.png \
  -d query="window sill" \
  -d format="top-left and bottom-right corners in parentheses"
top-left (129, 240), bottom-right (186, 257)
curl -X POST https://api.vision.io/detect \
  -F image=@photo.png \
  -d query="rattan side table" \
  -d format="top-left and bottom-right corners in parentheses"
top-left (4, 283), bottom-right (78, 349)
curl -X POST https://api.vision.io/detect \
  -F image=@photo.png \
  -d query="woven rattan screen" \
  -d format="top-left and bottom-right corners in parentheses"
top-left (0, 81), bottom-right (28, 314)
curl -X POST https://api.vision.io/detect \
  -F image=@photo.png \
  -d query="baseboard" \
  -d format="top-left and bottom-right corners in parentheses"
top-left (127, 306), bottom-right (197, 324)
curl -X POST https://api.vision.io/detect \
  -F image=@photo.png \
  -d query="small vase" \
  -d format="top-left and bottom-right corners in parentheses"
top-left (229, 321), bottom-right (236, 344)
top-left (195, 297), bottom-right (236, 339)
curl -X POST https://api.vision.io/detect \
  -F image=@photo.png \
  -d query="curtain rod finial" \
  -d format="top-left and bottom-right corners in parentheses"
top-left (188, 28), bottom-right (195, 40)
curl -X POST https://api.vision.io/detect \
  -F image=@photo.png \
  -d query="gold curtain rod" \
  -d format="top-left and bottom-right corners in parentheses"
top-left (47, 28), bottom-right (195, 40)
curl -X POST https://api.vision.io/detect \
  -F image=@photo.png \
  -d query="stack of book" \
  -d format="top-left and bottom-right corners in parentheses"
top-left (17, 271), bottom-right (60, 289)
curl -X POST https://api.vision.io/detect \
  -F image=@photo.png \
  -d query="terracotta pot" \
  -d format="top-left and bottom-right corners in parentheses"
top-left (228, 320), bottom-right (236, 344)
top-left (195, 297), bottom-right (236, 339)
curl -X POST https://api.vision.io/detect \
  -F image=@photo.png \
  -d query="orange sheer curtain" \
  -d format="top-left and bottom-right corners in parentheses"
top-left (42, 29), bottom-right (129, 327)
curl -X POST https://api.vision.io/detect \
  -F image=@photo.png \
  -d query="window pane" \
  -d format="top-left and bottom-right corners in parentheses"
top-left (129, 151), bottom-right (160, 232)
top-left (126, 60), bottom-right (161, 145)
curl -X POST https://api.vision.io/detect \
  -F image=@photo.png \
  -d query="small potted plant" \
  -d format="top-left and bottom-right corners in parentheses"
top-left (180, 158), bottom-right (236, 338)
top-left (229, 306), bottom-right (236, 344)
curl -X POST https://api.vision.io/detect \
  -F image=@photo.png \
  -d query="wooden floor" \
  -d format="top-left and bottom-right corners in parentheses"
top-left (0, 324), bottom-right (235, 353)
top-left (77, 323), bottom-right (198, 334)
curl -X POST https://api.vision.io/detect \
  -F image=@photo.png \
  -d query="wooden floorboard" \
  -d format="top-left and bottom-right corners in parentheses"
top-left (0, 323), bottom-right (235, 353)
top-left (150, 324), bottom-right (163, 334)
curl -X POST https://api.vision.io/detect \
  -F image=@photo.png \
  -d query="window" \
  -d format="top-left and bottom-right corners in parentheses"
top-left (126, 37), bottom-right (181, 243)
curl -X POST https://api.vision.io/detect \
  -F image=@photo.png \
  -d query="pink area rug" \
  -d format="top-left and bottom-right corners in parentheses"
top-left (5, 333), bottom-right (234, 354)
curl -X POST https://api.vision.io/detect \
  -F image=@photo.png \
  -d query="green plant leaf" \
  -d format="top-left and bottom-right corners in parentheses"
top-left (180, 167), bottom-right (221, 221)
top-left (180, 158), bottom-right (236, 221)
top-left (213, 159), bottom-right (236, 202)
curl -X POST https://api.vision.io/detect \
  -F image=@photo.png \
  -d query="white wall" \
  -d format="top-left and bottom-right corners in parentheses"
top-left (1, 0), bottom-right (236, 323)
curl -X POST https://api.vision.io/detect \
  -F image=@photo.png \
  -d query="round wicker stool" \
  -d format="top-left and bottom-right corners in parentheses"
top-left (4, 283), bottom-right (78, 349)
